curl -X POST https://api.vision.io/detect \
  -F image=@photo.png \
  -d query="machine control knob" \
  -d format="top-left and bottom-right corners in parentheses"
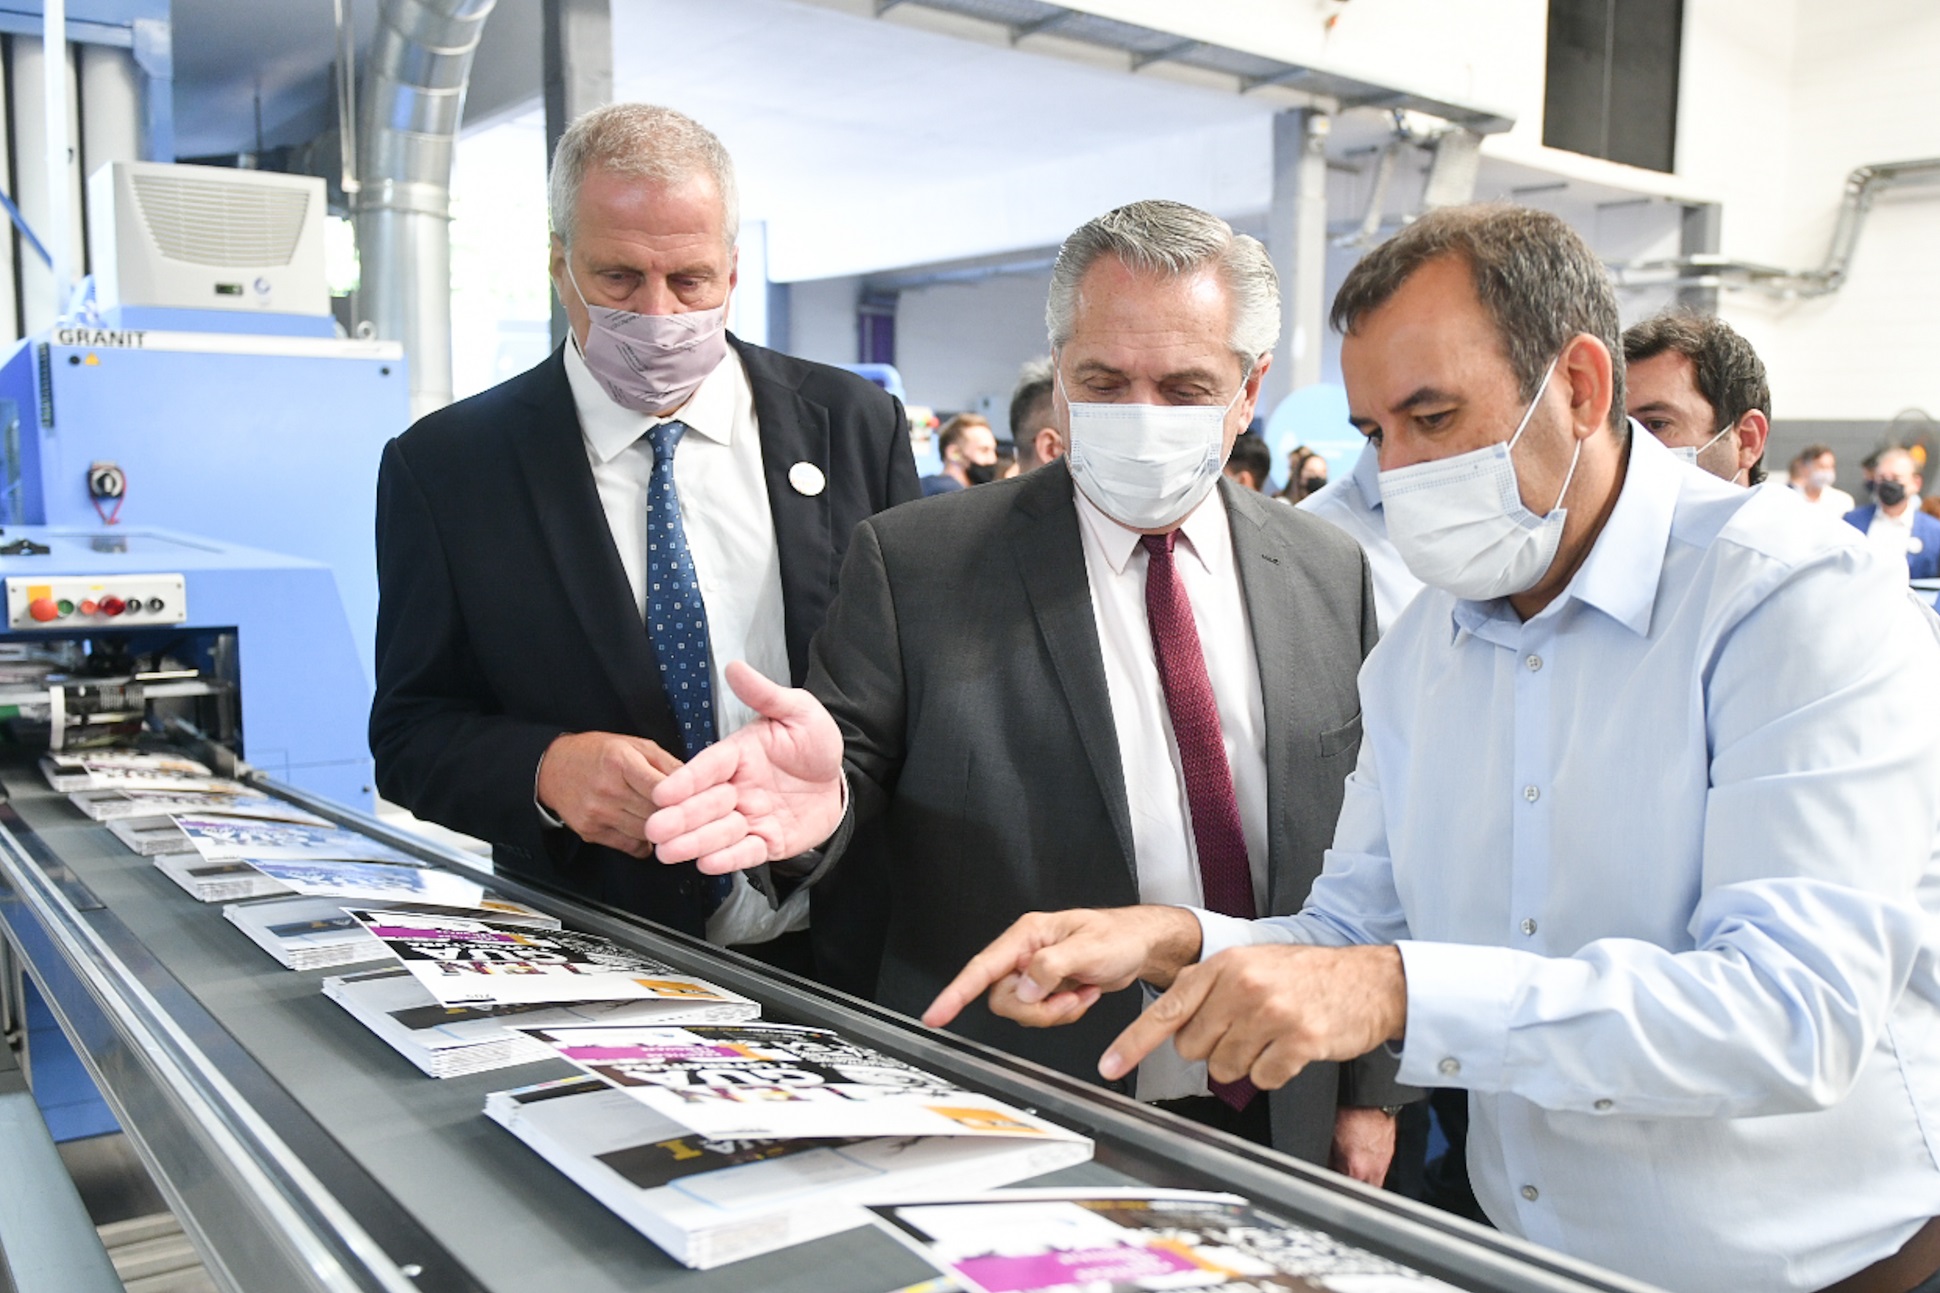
top-left (146, 597), bottom-right (166, 613)
top-left (99, 596), bottom-right (126, 616)
top-left (28, 597), bottom-right (60, 622)
top-left (79, 599), bottom-right (99, 615)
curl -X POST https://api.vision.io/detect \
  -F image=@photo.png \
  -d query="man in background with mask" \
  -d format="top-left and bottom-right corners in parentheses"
top-left (1793, 444), bottom-right (1856, 513)
top-left (1845, 447), bottom-right (1940, 581)
top-left (369, 104), bottom-right (917, 966)
top-left (915, 204), bottom-right (1940, 1293)
top-left (920, 413), bottom-right (1001, 495)
top-left (646, 200), bottom-right (1412, 1181)
top-left (1622, 309), bottom-right (1770, 486)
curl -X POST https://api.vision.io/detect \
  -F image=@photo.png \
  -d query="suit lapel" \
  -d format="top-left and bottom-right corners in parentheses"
top-left (510, 349), bottom-right (671, 736)
top-left (1225, 481), bottom-right (1306, 913)
top-left (737, 337), bottom-right (831, 685)
top-left (1007, 463), bottom-right (1138, 879)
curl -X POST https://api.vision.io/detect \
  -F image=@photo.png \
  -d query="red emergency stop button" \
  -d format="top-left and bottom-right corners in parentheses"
top-left (100, 596), bottom-right (126, 616)
top-left (28, 597), bottom-right (59, 622)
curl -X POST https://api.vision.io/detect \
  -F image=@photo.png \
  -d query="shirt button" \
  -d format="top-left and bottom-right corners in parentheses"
top-left (1525, 654), bottom-right (1542, 671)
top-left (1523, 785), bottom-right (1540, 803)
top-left (1520, 918), bottom-right (1538, 935)
top-left (1521, 1185), bottom-right (1540, 1202)
top-left (1437, 1057), bottom-right (1461, 1077)
top-left (1594, 1098), bottom-right (1614, 1111)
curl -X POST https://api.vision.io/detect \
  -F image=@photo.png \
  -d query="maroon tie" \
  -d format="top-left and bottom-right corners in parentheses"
top-left (1141, 532), bottom-right (1258, 1112)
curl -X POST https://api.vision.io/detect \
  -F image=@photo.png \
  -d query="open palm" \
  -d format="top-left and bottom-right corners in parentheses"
top-left (645, 662), bottom-right (845, 873)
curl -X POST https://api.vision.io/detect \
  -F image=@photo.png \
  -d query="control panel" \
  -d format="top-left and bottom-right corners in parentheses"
top-left (6, 575), bottom-right (188, 630)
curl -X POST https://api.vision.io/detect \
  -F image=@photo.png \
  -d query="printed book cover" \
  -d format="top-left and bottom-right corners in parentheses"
top-left (485, 1077), bottom-right (1091, 1270)
top-left (516, 1022), bottom-right (1090, 1144)
top-left (177, 816), bottom-right (425, 866)
top-left (155, 854), bottom-right (293, 903)
top-left (323, 967), bottom-right (757, 1078)
top-left (72, 785), bottom-right (325, 825)
top-left (869, 1192), bottom-right (1461, 1293)
top-left (347, 909), bottom-right (746, 1007)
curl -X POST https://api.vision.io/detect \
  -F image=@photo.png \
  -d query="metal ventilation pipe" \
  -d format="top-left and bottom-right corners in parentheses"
top-left (1610, 157), bottom-right (1940, 300)
top-left (354, 0), bottom-right (497, 421)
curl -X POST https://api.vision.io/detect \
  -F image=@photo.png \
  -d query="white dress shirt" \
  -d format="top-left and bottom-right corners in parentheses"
top-left (1073, 485), bottom-right (1269, 1101)
top-left (1297, 439), bottom-right (1426, 630)
top-left (1866, 499), bottom-right (1921, 578)
top-left (1199, 433), bottom-right (1940, 1291)
top-left (560, 338), bottom-right (801, 944)
top-left (1798, 482), bottom-right (1857, 515)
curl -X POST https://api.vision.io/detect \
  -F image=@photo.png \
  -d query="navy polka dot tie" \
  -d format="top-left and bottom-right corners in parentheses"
top-left (644, 421), bottom-right (731, 910)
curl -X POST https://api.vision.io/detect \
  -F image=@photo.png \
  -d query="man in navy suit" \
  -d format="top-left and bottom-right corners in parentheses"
top-left (370, 105), bottom-right (918, 956)
top-left (1844, 447), bottom-right (1940, 580)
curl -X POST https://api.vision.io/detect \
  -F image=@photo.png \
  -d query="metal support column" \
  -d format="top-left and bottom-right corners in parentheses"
top-left (1265, 107), bottom-right (1330, 409)
top-left (1678, 201), bottom-right (1721, 314)
top-left (542, 0), bottom-right (611, 348)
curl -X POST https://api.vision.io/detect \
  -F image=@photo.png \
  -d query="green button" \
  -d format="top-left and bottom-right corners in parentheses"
top-left (55, 599), bottom-right (73, 615)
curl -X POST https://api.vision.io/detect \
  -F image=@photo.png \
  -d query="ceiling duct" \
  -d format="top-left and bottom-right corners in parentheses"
top-left (1611, 157), bottom-right (1940, 300)
top-left (354, 0), bottom-right (498, 421)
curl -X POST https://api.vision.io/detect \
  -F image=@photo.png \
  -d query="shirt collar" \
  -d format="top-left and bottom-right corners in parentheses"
top-left (563, 331), bottom-right (740, 465)
top-left (1450, 423), bottom-right (1679, 643)
top-left (1072, 481), bottom-right (1232, 578)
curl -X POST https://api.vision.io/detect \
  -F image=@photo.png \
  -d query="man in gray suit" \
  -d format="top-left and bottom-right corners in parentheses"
top-left (647, 200), bottom-right (1410, 1181)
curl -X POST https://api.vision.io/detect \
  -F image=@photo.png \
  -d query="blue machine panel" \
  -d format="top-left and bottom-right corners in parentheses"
top-left (0, 326), bottom-right (409, 686)
top-left (0, 526), bottom-right (372, 807)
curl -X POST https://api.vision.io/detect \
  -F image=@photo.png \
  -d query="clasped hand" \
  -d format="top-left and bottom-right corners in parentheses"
top-left (643, 661), bottom-right (846, 872)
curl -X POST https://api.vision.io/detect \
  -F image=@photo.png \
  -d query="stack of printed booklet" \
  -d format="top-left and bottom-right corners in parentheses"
top-left (329, 908), bottom-right (1090, 1270)
top-left (50, 751), bottom-right (554, 968)
top-left (54, 752), bottom-right (1463, 1288)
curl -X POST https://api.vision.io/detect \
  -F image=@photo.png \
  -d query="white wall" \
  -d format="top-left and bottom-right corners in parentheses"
top-left (1697, 0), bottom-right (1940, 421)
top-left (892, 268), bottom-right (1054, 422)
top-left (784, 275), bottom-right (861, 369)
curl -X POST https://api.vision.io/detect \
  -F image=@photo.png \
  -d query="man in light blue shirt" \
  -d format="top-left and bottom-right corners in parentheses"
top-left (1296, 439), bottom-right (1423, 630)
top-left (925, 205), bottom-right (1940, 1293)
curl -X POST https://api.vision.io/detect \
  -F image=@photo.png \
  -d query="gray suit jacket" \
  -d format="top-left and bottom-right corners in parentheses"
top-left (806, 461), bottom-right (1411, 1163)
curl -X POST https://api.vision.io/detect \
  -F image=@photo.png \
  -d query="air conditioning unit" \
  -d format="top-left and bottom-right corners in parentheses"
top-left (87, 161), bottom-right (329, 317)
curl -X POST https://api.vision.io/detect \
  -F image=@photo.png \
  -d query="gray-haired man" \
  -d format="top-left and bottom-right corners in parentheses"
top-left (647, 199), bottom-right (1413, 1179)
top-left (371, 104), bottom-right (917, 964)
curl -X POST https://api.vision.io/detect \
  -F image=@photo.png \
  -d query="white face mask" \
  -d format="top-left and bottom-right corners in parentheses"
top-left (1060, 369), bottom-right (1240, 531)
top-left (1377, 356), bottom-right (1580, 601)
top-left (1669, 418), bottom-right (1734, 467)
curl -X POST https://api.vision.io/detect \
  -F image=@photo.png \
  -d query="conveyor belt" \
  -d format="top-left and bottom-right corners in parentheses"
top-left (0, 750), bottom-right (1663, 1293)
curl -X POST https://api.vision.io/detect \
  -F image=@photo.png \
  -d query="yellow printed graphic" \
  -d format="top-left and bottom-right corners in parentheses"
top-left (632, 979), bottom-right (724, 999)
top-left (925, 1106), bottom-right (1042, 1134)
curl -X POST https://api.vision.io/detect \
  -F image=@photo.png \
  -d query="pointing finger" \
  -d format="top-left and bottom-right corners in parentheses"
top-left (923, 928), bottom-right (1043, 1028)
top-left (1099, 964), bottom-right (1217, 1081)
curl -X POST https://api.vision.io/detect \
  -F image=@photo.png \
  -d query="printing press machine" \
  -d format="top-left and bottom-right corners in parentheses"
top-left (0, 752), bottom-right (1671, 1293)
top-left (0, 529), bottom-right (1663, 1292)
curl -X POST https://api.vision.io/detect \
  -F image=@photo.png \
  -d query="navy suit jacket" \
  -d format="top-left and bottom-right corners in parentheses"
top-left (370, 337), bottom-right (919, 935)
top-left (1843, 503), bottom-right (1940, 580)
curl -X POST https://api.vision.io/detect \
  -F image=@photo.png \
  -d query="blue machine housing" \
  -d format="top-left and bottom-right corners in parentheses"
top-left (0, 312), bottom-right (409, 686)
top-left (0, 526), bottom-right (372, 807)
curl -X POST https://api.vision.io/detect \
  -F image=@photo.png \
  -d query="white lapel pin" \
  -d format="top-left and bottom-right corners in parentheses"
top-left (789, 461), bottom-right (827, 497)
